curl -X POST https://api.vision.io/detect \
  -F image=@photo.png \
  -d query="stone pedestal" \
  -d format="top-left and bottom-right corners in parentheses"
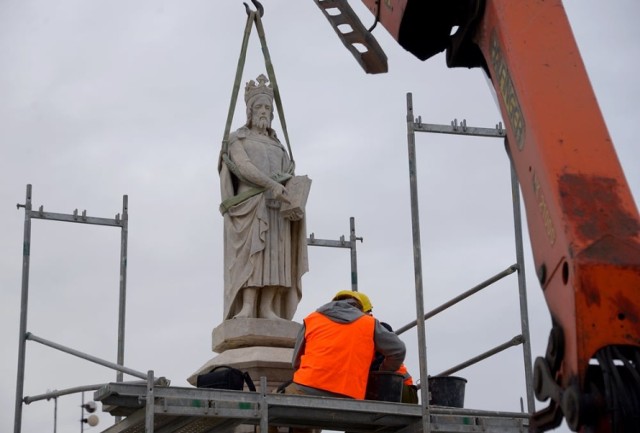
top-left (188, 318), bottom-right (302, 394)
top-left (188, 318), bottom-right (302, 433)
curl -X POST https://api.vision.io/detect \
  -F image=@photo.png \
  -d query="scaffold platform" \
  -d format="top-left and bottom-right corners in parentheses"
top-left (94, 382), bottom-right (530, 433)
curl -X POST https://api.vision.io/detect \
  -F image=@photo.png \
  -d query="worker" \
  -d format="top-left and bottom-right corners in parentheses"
top-left (370, 321), bottom-right (419, 404)
top-left (287, 290), bottom-right (406, 400)
top-left (352, 291), bottom-right (417, 404)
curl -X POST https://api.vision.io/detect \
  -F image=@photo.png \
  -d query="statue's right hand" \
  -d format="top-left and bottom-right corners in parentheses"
top-left (271, 183), bottom-right (291, 204)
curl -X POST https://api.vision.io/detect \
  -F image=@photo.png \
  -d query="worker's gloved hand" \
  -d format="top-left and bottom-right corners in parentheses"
top-left (370, 352), bottom-right (384, 371)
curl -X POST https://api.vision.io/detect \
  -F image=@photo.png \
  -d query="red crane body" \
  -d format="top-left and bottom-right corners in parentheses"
top-left (316, 0), bottom-right (640, 431)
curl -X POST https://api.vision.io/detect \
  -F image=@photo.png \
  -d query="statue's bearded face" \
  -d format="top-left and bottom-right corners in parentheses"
top-left (250, 95), bottom-right (273, 131)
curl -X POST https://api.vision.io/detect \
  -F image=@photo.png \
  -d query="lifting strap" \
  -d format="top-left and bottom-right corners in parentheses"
top-left (220, 6), bottom-right (294, 171)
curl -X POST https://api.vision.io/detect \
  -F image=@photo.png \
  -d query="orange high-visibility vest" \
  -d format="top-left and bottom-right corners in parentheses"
top-left (397, 364), bottom-right (413, 385)
top-left (294, 311), bottom-right (375, 399)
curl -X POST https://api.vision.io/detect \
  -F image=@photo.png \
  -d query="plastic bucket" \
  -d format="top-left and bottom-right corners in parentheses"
top-left (428, 376), bottom-right (467, 408)
top-left (365, 371), bottom-right (404, 402)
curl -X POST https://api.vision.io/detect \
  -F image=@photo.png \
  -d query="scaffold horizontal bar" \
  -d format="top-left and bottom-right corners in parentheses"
top-left (28, 210), bottom-right (122, 227)
top-left (413, 122), bottom-right (506, 138)
top-left (307, 238), bottom-right (351, 248)
top-left (26, 332), bottom-right (148, 380)
top-left (435, 335), bottom-right (524, 378)
top-left (396, 264), bottom-right (517, 335)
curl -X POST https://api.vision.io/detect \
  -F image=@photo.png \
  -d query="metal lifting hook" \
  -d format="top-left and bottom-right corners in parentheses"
top-left (243, 0), bottom-right (264, 17)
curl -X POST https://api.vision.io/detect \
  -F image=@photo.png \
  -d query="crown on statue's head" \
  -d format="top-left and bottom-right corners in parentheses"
top-left (245, 74), bottom-right (274, 104)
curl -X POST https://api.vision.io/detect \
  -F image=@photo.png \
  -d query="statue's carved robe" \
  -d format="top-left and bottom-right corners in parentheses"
top-left (219, 127), bottom-right (308, 320)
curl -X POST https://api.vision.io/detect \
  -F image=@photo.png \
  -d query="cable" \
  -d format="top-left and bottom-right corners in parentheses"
top-left (368, 0), bottom-right (381, 32)
top-left (595, 346), bottom-right (640, 432)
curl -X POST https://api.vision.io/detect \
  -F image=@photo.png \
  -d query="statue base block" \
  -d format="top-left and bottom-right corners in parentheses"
top-left (212, 318), bottom-right (301, 352)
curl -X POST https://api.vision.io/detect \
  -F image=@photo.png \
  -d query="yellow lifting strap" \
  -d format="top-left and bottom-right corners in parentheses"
top-left (220, 1), bottom-right (294, 168)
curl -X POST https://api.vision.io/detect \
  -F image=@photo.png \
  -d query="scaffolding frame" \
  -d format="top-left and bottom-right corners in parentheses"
top-left (94, 379), bottom-right (529, 433)
top-left (404, 93), bottom-right (535, 432)
top-left (307, 216), bottom-right (363, 291)
top-left (12, 91), bottom-right (539, 433)
top-left (13, 184), bottom-right (129, 433)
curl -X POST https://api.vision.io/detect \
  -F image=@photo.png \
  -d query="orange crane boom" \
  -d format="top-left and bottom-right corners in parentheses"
top-left (315, 0), bottom-right (640, 431)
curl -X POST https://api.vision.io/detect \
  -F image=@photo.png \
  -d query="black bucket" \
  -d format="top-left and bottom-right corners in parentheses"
top-left (365, 371), bottom-right (404, 402)
top-left (428, 376), bottom-right (467, 408)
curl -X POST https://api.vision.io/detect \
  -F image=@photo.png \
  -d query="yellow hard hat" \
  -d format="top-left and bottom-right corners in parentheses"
top-left (356, 292), bottom-right (373, 313)
top-left (332, 290), bottom-right (373, 313)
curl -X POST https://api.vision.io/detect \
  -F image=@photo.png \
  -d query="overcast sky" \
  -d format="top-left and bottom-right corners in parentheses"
top-left (1, 1), bottom-right (638, 432)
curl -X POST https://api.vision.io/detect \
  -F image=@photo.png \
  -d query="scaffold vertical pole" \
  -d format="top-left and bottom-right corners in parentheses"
top-left (349, 217), bottom-right (359, 291)
top-left (116, 195), bottom-right (129, 384)
top-left (145, 370), bottom-right (155, 433)
top-left (406, 93), bottom-right (431, 433)
top-left (13, 184), bottom-right (33, 433)
top-left (509, 148), bottom-right (535, 413)
top-left (260, 376), bottom-right (269, 433)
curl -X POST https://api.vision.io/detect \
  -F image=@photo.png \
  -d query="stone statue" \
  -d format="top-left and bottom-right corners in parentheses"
top-left (218, 74), bottom-right (309, 321)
